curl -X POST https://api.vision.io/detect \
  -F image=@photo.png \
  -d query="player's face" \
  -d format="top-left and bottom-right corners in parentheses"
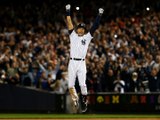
top-left (76, 28), bottom-right (85, 36)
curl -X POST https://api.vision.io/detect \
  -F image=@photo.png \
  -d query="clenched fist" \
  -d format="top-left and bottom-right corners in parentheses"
top-left (66, 4), bottom-right (71, 11)
top-left (98, 8), bottom-right (104, 15)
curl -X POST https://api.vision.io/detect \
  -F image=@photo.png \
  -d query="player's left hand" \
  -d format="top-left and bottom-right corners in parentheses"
top-left (99, 8), bottom-right (104, 15)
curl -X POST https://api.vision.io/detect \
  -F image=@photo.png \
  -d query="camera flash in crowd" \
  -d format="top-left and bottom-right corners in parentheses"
top-left (76, 6), bottom-right (80, 10)
top-left (146, 7), bottom-right (150, 11)
top-left (114, 34), bottom-right (118, 38)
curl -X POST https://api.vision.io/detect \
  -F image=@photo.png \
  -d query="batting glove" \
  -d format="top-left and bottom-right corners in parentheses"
top-left (66, 4), bottom-right (71, 11)
top-left (99, 8), bottom-right (104, 15)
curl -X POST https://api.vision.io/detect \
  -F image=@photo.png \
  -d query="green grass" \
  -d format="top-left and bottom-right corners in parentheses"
top-left (0, 114), bottom-right (160, 119)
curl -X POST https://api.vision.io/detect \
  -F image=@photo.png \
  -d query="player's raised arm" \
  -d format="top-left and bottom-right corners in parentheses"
top-left (65, 4), bottom-right (74, 31)
top-left (90, 8), bottom-right (104, 36)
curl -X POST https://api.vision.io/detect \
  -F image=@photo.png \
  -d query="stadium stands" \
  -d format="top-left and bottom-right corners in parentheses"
top-left (0, 0), bottom-right (160, 93)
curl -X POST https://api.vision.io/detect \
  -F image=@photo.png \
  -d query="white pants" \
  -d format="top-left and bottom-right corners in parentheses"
top-left (68, 60), bottom-right (87, 95)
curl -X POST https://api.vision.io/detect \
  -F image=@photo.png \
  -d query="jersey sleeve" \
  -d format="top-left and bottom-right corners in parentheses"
top-left (69, 29), bottom-right (74, 34)
top-left (70, 30), bottom-right (76, 36)
top-left (90, 15), bottom-right (102, 36)
top-left (87, 32), bottom-right (93, 40)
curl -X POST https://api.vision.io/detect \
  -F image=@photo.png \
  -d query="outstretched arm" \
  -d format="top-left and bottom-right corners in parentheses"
top-left (65, 4), bottom-right (74, 31)
top-left (90, 8), bottom-right (104, 36)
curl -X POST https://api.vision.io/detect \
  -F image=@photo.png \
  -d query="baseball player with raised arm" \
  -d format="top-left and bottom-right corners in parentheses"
top-left (65, 4), bottom-right (104, 113)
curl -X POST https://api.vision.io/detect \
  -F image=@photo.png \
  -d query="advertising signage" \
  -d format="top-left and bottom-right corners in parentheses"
top-left (88, 93), bottom-right (160, 113)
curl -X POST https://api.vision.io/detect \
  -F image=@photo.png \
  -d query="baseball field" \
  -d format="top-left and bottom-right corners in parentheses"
top-left (0, 114), bottom-right (160, 120)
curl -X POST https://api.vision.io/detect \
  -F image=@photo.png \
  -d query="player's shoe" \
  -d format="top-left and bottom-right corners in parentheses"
top-left (74, 100), bottom-right (79, 108)
top-left (73, 99), bottom-right (79, 111)
top-left (81, 95), bottom-right (88, 113)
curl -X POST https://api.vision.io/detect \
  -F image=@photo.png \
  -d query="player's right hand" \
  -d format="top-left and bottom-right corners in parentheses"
top-left (66, 4), bottom-right (71, 11)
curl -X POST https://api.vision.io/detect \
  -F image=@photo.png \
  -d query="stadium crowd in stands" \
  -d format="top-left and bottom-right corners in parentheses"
top-left (0, 0), bottom-right (160, 93)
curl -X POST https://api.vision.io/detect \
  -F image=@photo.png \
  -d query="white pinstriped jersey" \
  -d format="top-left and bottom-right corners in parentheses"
top-left (69, 30), bottom-right (93, 58)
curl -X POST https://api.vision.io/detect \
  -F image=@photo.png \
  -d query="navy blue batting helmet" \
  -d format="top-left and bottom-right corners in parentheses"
top-left (76, 23), bottom-right (86, 31)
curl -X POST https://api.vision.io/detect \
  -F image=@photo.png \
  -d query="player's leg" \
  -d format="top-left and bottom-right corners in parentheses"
top-left (77, 62), bottom-right (88, 112)
top-left (68, 61), bottom-right (79, 108)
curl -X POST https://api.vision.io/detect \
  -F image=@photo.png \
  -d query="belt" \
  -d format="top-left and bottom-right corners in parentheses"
top-left (70, 58), bottom-right (85, 61)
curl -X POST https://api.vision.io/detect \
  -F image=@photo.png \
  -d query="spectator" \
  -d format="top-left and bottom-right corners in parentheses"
top-left (53, 72), bottom-right (68, 94)
top-left (148, 67), bottom-right (160, 92)
top-left (128, 72), bottom-right (141, 92)
top-left (6, 62), bottom-right (20, 85)
top-left (101, 68), bottom-right (115, 92)
top-left (113, 75), bottom-right (125, 93)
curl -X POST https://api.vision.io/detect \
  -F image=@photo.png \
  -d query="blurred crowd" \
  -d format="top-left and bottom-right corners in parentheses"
top-left (0, 0), bottom-right (160, 93)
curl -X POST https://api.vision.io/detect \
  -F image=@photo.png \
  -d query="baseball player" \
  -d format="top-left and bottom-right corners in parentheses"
top-left (65, 4), bottom-right (104, 113)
